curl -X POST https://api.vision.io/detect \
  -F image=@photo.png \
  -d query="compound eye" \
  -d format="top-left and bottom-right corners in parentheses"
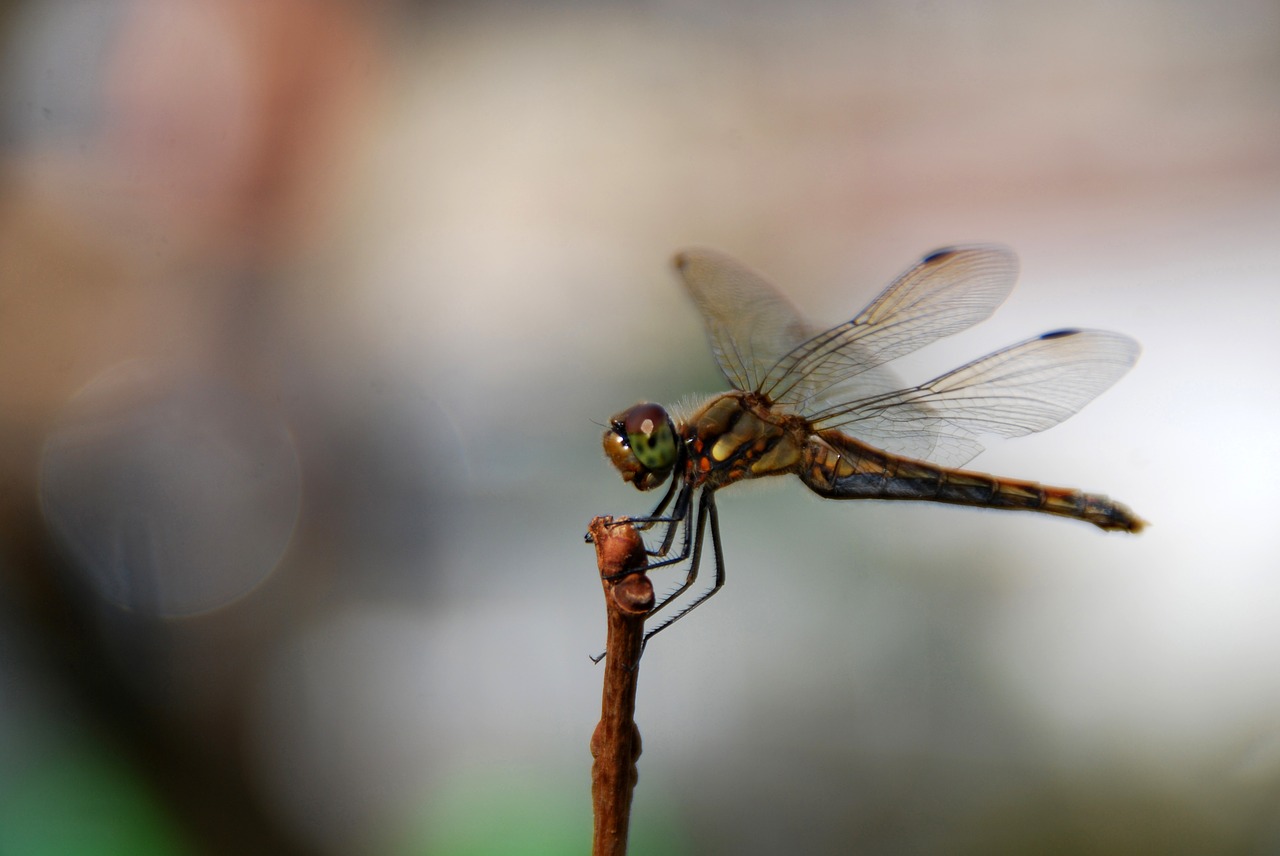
top-left (621, 402), bottom-right (676, 471)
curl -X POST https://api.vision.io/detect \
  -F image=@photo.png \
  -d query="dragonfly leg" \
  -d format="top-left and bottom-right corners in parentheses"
top-left (639, 488), bottom-right (706, 620)
top-left (607, 479), bottom-right (693, 566)
top-left (633, 476), bottom-right (678, 532)
top-left (640, 489), bottom-right (727, 646)
top-left (646, 480), bottom-right (692, 558)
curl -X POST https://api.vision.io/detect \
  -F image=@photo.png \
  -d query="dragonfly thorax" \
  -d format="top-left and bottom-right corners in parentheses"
top-left (683, 392), bottom-right (805, 488)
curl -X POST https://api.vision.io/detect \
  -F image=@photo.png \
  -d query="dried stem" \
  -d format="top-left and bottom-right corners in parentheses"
top-left (587, 516), bottom-right (653, 856)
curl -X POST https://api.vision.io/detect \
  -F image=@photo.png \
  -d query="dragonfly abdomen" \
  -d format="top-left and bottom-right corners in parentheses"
top-left (800, 432), bottom-right (1144, 533)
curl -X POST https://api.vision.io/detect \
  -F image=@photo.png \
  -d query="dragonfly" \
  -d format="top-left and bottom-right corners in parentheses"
top-left (602, 245), bottom-right (1144, 642)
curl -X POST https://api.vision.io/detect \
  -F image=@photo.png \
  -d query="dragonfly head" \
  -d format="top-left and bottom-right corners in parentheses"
top-left (603, 402), bottom-right (677, 491)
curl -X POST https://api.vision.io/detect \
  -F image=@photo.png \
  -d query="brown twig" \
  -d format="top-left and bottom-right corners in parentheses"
top-left (587, 516), bottom-right (653, 856)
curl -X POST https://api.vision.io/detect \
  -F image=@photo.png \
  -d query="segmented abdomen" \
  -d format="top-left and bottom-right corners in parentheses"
top-left (800, 432), bottom-right (1144, 533)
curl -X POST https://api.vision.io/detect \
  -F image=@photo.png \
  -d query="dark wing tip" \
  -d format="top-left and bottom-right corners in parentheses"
top-left (673, 248), bottom-right (715, 272)
top-left (921, 247), bottom-right (960, 264)
top-left (1039, 328), bottom-right (1081, 340)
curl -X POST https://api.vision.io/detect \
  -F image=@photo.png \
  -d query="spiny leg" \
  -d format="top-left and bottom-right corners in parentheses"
top-left (648, 480), bottom-right (692, 558)
top-left (634, 475), bottom-right (679, 533)
top-left (590, 485), bottom-right (699, 664)
top-left (609, 479), bottom-right (694, 567)
top-left (641, 489), bottom-right (726, 641)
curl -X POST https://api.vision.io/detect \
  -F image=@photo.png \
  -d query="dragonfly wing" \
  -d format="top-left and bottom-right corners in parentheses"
top-left (674, 248), bottom-right (814, 392)
top-left (761, 246), bottom-right (1020, 410)
top-left (813, 329), bottom-right (1140, 468)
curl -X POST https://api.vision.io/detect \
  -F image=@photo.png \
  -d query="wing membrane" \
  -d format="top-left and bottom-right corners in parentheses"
top-left (760, 246), bottom-right (1019, 408)
top-left (674, 246), bottom-right (1019, 409)
top-left (812, 329), bottom-right (1140, 467)
top-left (673, 247), bottom-right (1136, 468)
top-left (673, 248), bottom-right (812, 392)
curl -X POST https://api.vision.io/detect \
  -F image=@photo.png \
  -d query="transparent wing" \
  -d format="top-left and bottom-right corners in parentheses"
top-left (673, 248), bottom-right (813, 392)
top-left (673, 246), bottom-right (1020, 410)
top-left (760, 246), bottom-right (1020, 409)
top-left (811, 329), bottom-right (1140, 468)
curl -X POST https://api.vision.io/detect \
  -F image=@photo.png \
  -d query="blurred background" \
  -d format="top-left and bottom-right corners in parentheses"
top-left (1, 0), bottom-right (1278, 853)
